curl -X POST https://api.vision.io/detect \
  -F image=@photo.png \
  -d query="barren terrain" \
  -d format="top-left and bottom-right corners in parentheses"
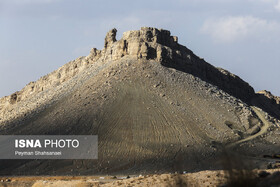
top-left (1, 169), bottom-right (280, 187)
top-left (0, 27), bottom-right (280, 185)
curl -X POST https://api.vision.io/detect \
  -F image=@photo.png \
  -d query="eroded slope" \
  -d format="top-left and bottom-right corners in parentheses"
top-left (0, 27), bottom-right (279, 175)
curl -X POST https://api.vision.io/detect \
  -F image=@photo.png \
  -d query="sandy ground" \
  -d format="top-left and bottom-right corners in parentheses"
top-left (1, 169), bottom-right (280, 187)
top-left (0, 171), bottom-right (225, 187)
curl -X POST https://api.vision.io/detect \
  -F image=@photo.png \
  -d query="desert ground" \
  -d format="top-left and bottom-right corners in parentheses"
top-left (1, 169), bottom-right (280, 187)
top-left (1, 27), bottom-right (280, 186)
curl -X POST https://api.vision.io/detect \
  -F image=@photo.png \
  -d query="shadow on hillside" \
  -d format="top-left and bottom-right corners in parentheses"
top-left (161, 58), bottom-right (280, 120)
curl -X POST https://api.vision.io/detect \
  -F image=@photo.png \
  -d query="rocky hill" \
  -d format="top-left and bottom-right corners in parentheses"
top-left (0, 27), bottom-right (279, 175)
top-left (0, 27), bottom-right (258, 124)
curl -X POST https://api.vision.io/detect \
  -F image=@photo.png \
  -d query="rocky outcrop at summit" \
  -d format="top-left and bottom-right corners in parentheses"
top-left (0, 27), bottom-right (259, 125)
top-left (97, 27), bottom-right (255, 102)
top-left (0, 27), bottom-right (280, 175)
top-left (104, 28), bottom-right (117, 48)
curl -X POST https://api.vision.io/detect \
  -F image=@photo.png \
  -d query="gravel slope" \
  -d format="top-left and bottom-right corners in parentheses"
top-left (0, 28), bottom-right (279, 175)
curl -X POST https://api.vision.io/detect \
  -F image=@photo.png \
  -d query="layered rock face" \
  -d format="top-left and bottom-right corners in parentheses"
top-left (91, 27), bottom-right (255, 102)
top-left (0, 27), bottom-right (265, 124)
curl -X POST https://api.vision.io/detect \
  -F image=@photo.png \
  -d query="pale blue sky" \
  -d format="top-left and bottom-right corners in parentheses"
top-left (1, 0), bottom-right (280, 97)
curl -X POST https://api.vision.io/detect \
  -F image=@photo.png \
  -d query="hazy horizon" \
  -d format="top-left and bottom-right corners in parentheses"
top-left (1, 0), bottom-right (280, 97)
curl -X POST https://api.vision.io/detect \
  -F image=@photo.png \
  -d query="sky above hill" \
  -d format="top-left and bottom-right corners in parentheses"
top-left (0, 0), bottom-right (280, 97)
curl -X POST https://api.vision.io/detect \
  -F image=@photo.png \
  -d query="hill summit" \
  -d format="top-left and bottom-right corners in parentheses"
top-left (0, 27), bottom-right (280, 175)
top-left (0, 27), bottom-right (258, 124)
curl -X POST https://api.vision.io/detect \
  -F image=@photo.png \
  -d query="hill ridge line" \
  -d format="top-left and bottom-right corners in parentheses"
top-left (2, 27), bottom-right (276, 125)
